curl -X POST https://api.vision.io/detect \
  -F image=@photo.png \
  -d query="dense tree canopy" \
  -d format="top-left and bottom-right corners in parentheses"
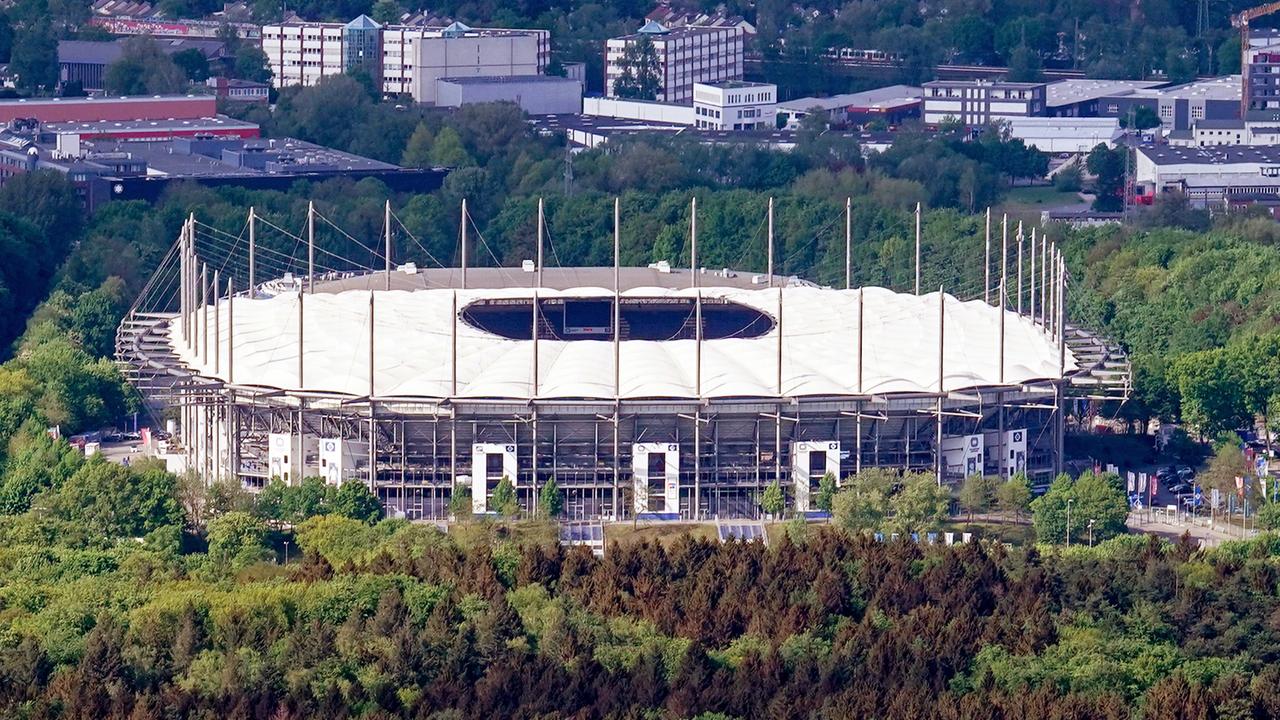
top-left (1, 444), bottom-right (1280, 719)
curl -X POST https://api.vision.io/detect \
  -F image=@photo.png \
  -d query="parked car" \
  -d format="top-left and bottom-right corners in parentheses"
top-left (1176, 466), bottom-right (1195, 481)
top-left (1167, 482), bottom-right (1191, 495)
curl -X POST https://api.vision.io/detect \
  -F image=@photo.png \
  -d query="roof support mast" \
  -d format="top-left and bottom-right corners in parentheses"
top-left (1016, 222), bottom-right (1024, 315)
top-left (226, 277), bottom-right (234, 384)
top-left (248, 207), bottom-right (256, 298)
top-left (460, 198), bottom-right (468, 290)
top-left (845, 197), bottom-right (852, 290)
top-left (536, 197), bottom-right (544, 290)
top-left (307, 201), bottom-right (315, 294)
top-left (692, 196), bottom-right (701, 521)
top-left (914, 202), bottom-right (922, 295)
top-left (612, 197), bottom-right (621, 520)
top-left (767, 197), bottom-right (774, 287)
top-left (384, 200), bottom-right (392, 291)
top-left (368, 290), bottom-right (376, 490)
top-left (1029, 227), bottom-right (1037, 321)
top-left (936, 285), bottom-right (945, 486)
top-left (1000, 213), bottom-right (1008, 309)
top-left (984, 207), bottom-right (991, 305)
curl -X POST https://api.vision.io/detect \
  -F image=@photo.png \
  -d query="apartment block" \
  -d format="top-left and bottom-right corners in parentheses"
top-left (605, 21), bottom-right (743, 105)
top-left (261, 17), bottom-right (549, 99)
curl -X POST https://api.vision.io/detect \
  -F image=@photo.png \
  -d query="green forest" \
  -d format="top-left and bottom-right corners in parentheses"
top-left (3, 456), bottom-right (1280, 718)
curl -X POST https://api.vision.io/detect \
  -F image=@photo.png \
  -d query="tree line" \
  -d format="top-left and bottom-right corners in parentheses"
top-left (2, 442), bottom-right (1280, 718)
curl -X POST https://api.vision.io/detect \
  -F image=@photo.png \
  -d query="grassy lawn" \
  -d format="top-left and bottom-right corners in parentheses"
top-left (998, 185), bottom-right (1087, 214)
top-left (449, 518), bottom-right (560, 549)
top-left (943, 518), bottom-right (1036, 545)
top-left (604, 522), bottom-right (720, 548)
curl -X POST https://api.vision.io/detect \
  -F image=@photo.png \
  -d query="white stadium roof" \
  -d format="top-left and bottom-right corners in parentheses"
top-left (172, 284), bottom-right (1074, 400)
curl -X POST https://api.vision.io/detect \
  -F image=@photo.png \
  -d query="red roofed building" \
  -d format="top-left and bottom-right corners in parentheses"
top-left (0, 95), bottom-right (218, 125)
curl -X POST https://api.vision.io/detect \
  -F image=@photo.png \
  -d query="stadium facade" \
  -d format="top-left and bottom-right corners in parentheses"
top-left (117, 203), bottom-right (1128, 520)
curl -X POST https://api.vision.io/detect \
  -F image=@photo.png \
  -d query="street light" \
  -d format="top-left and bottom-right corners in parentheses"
top-left (1087, 519), bottom-right (1095, 547)
top-left (283, 540), bottom-right (290, 565)
top-left (1066, 498), bottom-right (1074, 547)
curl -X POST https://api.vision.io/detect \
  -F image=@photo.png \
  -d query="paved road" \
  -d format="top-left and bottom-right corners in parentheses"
top-left (1127, 511), bottom-right (1255, 547)
top-left (95, 440), bottom-right (149, 466)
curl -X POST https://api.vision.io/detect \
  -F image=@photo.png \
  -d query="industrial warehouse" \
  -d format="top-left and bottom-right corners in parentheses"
top-left (116, 202), bottom-right (1128, 521)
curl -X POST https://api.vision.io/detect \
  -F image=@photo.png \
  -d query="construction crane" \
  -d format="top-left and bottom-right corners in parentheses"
top-left (1234, 2), bottom-right (1280, 115)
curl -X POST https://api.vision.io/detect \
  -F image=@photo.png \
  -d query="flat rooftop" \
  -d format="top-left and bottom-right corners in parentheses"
top-left (439, 75), bottom-right (579, 85)
top-left (698, 80), bottom-right (773, 89)
top-left (923, 79), bottom-right (1044, 89)
top-left (42, 116), bottom-right (259, 136)
top-left (1045, 79), bottom-right (1166, 107)
top-left (536, 113), bottom-right (897, 147)
top-left (1139, 144), bottom-right (1280, 166)
top-left (0, 94), bottom-right (211, 109)
top-left (123, 137), bottom-right (399, 176)
top-left (612, 24), bottom-right (737, 40)
top-left (1131, 75), bottom-right (1241, 102)
top-left (778, 84), bottom-right (922, 113)
top-left (58, 38), bottom-right (224, 64)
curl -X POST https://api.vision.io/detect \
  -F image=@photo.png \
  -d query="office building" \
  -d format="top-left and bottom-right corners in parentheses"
top-left (1002, 117), bottom-right (1122, 153)
top-left (922, 79), bottom-right (1046, 126)
top-left (1095, 75), bottom-right (1240, 132)
top-left (1244, 29), bottom-right (1280, 118)
top-left (692, 80), bottom-right (775, 130)
top-left (261, 16), bottom-right (549, 98)
top-left (605, 21), bottom-right (743, 104)
top-left (1044, 79), bottom-right (1166, 118)
top-left (1135, 144), bottom-right (1280, 207)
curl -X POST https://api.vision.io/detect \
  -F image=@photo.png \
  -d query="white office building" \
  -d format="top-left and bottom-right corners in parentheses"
top-left (922, 79), bottom-right (1047, 126)
top-left (261, 17), bottom-right (549, 98)
top-left (692, 80), bottom-right (775, 130)
top-left (605, 21), bottom-right (743, 105)
top-left (1003, 117), bottom-right (1123, 154)
top-left (1136, 145), bottom-right (1280, 206)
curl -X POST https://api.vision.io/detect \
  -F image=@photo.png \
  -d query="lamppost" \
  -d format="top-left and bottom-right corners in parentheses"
top-left (1066, 498), bottom-right (1074, 547)
top-left (283, 540), bottom-right (290, 565)
top-left (1087, 519), bottom-right (1095, 547)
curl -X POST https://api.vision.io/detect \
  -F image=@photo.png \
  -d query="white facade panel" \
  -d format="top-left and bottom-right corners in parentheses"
top-left (470, 442), bottom-right (518, 514)
top-left (411, 35), bottom-right (540, 103)
top-left (582, 96), bottom-right (696, 124)
top-left (791, 440), bottom-right (839, 512)
top-left (318, 437), bottom-right (369, 486)
top-left (632, 442), bottom-right (680, 514)
top-left (436, 77), bottom-right (582, 114)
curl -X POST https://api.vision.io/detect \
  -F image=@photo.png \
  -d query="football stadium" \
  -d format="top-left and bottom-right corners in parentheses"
top-left (117, 202), bottom-right (1128, 520)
